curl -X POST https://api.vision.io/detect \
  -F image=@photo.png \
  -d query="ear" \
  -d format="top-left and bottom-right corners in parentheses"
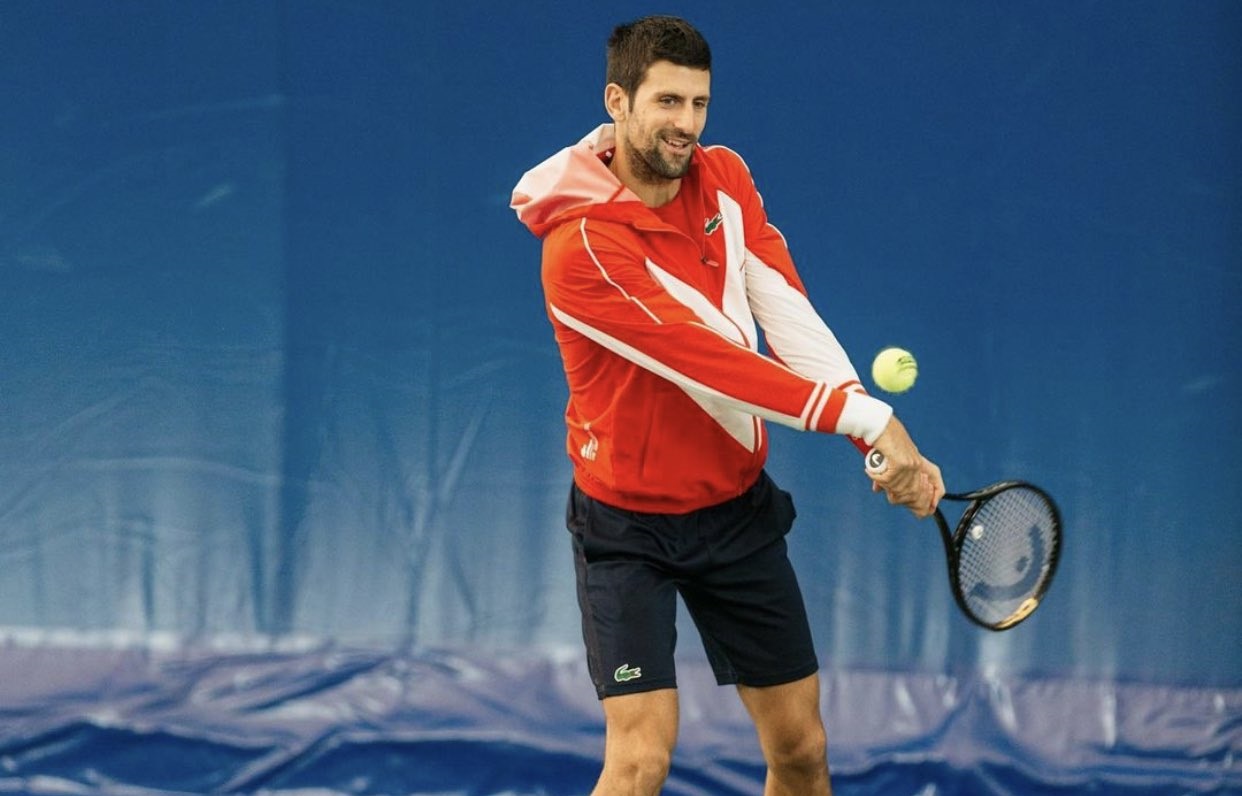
top-left (604, 83), bottom-right (629, 122)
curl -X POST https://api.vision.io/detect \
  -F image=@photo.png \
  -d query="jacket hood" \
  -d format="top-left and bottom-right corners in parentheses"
top-left (511, 125), bottom-right (650, 238)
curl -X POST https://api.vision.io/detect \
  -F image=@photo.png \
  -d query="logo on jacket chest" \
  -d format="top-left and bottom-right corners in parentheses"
top-left (704, 212), bottom-right (723, 236)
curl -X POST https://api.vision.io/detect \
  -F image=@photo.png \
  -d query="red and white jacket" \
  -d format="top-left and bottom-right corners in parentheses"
top-left (512, 125), bottom-right (892, 513)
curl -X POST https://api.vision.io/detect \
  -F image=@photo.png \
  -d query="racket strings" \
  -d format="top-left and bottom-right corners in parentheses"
top-left (956, 487), bottom-right (1057, 624)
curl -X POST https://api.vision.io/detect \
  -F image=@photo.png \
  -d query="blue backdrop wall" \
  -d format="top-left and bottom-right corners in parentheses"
top-left (1, 2), bottom-right (1239, 794)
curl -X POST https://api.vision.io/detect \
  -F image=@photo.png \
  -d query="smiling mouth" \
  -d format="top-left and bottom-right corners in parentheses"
top-left (662, 136), bottom-right (695, 155)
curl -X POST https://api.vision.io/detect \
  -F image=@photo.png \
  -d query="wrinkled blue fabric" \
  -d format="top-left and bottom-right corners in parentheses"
top-left (0, 645), bottom-right (1235, 795)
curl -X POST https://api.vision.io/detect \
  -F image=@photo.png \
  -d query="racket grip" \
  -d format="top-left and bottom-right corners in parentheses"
top-left (864, 449), bottom-right (888, 474)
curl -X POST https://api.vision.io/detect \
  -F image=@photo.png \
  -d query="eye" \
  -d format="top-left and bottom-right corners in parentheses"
top-left (659, 96), bottom-right (679, 107)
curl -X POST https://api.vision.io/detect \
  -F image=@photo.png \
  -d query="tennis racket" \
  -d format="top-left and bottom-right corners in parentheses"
top-left (865, 449), bottom-right (1062, 631)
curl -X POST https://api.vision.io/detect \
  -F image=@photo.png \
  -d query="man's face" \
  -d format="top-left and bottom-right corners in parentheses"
top-left (613, 60), bottom-right (711, 184)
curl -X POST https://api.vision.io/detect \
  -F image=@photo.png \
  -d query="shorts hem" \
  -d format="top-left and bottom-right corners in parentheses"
top-left (596, 678), bottom-right (678, 700)
top-left (720, 661), bottom-right (820, 689)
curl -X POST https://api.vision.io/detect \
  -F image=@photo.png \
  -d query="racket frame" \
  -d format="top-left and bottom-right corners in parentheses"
top-left (863, 450), bottom-right (1062, 632)
top-left (935, 480), bottom-right (1062, 631)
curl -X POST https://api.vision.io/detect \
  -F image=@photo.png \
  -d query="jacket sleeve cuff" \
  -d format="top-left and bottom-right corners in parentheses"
top-left (832, 392), bottom-right (893, 445)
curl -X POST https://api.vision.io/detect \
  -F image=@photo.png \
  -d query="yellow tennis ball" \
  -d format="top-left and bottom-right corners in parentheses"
top-left (871, 347), bottom-right (918, 394)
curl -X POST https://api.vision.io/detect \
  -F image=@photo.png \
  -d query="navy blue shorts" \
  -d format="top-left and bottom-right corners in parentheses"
top-left (566, 471), bottom-right (819, 699)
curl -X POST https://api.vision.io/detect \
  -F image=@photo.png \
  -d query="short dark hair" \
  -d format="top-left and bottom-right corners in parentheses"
top-left (606, 16), bottom-right (711, 99)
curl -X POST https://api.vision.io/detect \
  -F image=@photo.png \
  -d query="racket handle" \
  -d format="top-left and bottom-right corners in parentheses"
top-left (865, 449), bottom-right (888, 474)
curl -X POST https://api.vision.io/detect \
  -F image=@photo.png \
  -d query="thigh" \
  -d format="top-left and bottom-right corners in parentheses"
top-left (736, 671), bottom-right (824, 736)
top-left (600, 688), bottom-right (680, 752)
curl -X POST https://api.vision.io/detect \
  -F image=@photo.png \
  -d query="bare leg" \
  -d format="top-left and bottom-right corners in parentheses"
top-left (737, 673), bottom-right (831, 796)
top-left (592, 688), bottom-right (679, 796)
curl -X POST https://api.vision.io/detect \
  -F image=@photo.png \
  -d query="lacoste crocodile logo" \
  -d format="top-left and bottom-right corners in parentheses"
top-left (704, 212), bottom-right (723, 235)
top-left (613, 664), bottom-right (643, 683)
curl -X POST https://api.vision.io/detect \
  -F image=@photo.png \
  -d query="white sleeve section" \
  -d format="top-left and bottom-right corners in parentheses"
top-left (744, 253), bottom-right (862, 387)
top-left (836, 392), bottom-right (894, 445)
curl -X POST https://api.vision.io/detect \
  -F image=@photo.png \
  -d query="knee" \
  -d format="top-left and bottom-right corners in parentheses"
top-left (765, 723), bottom-right (827, 776)
top-left (603, 743), bottom-right (672, 789)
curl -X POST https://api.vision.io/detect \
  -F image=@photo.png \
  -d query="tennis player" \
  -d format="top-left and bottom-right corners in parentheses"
top-left (511, 15), bottom-right (944, 795)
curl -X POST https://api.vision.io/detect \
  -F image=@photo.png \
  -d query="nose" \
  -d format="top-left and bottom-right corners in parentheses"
top-left (674, 103), bottom-right (700, 134)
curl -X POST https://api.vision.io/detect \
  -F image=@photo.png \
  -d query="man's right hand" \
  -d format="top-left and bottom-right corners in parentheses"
top-left (865, 416), bottom-right (944, 519)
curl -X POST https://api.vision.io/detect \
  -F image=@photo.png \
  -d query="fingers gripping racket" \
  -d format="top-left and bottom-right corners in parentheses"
top-left (865, 450), bottom-right (1062, 631)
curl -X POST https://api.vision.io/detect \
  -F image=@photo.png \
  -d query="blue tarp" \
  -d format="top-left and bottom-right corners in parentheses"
top-left (0, 642), bottom-right (1236, 794)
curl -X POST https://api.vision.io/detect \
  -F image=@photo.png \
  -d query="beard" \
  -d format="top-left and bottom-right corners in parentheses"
top-left (625, 128), bottom-right (696, 183)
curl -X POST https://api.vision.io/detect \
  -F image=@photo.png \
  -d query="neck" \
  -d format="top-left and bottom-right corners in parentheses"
top-left (636, 179), bottom-right (681, 208)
